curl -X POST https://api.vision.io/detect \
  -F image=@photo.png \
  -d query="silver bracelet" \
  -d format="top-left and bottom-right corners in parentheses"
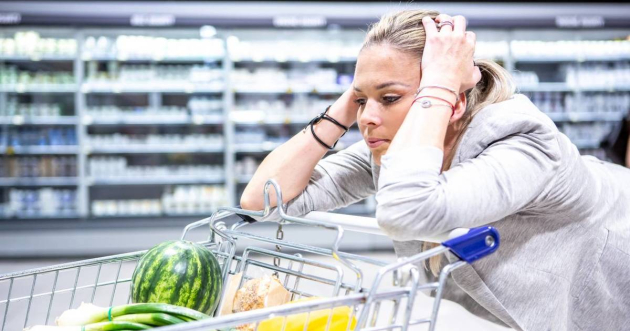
top-left (417, 85), bottom-right (460, 102)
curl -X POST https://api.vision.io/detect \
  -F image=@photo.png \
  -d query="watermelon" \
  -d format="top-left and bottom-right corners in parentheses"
top-left (131, 240), bottom-right (223, 315)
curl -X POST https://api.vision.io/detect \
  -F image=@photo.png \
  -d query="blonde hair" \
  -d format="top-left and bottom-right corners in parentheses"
top-left (364, 10), bottom-right (516, 276)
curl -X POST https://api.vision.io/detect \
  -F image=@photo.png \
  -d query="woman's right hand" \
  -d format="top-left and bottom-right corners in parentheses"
top-left (326, 86), bottom-right (360, 128)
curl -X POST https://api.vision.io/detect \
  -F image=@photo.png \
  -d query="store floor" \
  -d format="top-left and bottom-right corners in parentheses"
top-left (0, 255), bottom-right (510, 331)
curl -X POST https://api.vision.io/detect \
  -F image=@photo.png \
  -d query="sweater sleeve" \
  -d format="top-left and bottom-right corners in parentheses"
top-left (376, 128), bottom-right (561, 241)
top-left (255, 140), bottom-right (376, 221)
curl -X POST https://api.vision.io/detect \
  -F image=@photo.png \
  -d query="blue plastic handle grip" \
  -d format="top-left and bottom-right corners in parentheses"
top-left (442, 226), bottom-right (500, 263)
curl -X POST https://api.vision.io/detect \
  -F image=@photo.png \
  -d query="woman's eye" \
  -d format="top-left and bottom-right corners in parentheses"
top-left (383, 96), bottom-right (401, 104)
top-left (354, 98), bottom-right (366, 106)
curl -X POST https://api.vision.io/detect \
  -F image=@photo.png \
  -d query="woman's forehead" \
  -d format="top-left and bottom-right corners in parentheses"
top-left (354, 45), bottom-right (419, 90)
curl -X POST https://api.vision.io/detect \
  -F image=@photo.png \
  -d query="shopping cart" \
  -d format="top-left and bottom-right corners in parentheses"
top-left (0, 179), bottom-right (500, 331)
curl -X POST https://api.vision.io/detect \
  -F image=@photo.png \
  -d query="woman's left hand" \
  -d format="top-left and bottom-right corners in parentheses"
top-left (420, 14), bottom-right (482, 94)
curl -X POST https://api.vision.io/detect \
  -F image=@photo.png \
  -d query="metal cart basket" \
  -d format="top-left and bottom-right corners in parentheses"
top-left (0, 180), bottom-right (500, 331)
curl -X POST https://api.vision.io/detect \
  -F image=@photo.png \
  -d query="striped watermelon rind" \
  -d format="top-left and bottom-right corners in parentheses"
top-left (131, 240), bottom-right (223, 315)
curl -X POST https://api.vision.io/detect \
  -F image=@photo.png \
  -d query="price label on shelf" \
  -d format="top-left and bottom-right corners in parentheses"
top-left (82, 115), bottom-right (93, 125)
top-left (192, 115), bottom-right (204, 125)
top-left (185, 84), bottom-right (195, 94)
top-left (12, 115), bottom-right (24, 126)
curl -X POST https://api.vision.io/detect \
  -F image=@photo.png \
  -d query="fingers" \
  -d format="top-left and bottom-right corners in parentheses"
top-left (435, 13), bottom-right (452, 24)
top-left (435, 14), bottom-right (453, 33)
top-left (422, 16), bottom-right (438, 36)
top-left (453, 15), bottom-right (467, 34)
top-left (466, 31), bottom-right (476, 43)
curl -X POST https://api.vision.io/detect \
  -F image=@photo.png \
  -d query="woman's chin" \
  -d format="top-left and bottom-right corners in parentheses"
top-left (368, 146), bottom-right (389, 166)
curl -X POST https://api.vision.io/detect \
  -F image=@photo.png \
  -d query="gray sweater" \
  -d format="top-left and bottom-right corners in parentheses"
top-left (260, 94), bottom-right (630, 330)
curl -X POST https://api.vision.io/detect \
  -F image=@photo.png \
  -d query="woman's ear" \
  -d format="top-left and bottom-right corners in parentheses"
top-left (450, 92), bottom-right (467, 124)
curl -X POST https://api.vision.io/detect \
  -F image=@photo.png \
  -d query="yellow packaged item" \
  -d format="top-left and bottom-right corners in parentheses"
top-left (255, 297), bottom-right (357, 331)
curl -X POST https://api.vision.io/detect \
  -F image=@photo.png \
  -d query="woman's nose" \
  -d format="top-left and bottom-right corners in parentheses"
top-left (359, 101), bottom-right (382, 127)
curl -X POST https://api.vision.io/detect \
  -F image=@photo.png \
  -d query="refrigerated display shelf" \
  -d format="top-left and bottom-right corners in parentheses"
top-left (232, 56), bottom-right (358, 63)
top-left (518, 83), bottom-right (573, 92)
top-left (1, 213), bottom-right (80, 219)
top-left (234, 142), bottom-right (283, 153)
top-left (235, 174), bottom-right (253, 184)
top-left (575, 85), bottom-right (630, 92)
top-left (518, 84), bottom-right (630, 93)
top-left (1, 146), bottom-right (79, 155)
top-left (89, 176), bottom-right (224, 186)
top-left (233, 86), bottom-right (346, 94)
top-left (84, 115), bottom-right (224, 126)
top-left (91, 212), bottom-right (216, 219)
top-left (81, 83), bottom-right (224, 94)
top-left (572, 140), bottom-right (602, 150)
top-left (0, 24), bottom-right (628, 221)
top-left (0, 116), bottom-right (77, 125)
top-left (0, 177), bottom-right (78, 186)
top-left (0, 55), bottom-right (76, 61)
top-left (86, 145), bottom-right (224, 154)
top-left (0, 85), bottom-right (77, 93)
top-left (232, 117), bottom-right (310, 125)
top-left (82, 55), bottom-right (224, 63)
top-left (546, 112), bottom-right (626, 122)
top-left (514, 55), bottom-right (630, 63)
top-left (335, 204), bottom-right (375, 216)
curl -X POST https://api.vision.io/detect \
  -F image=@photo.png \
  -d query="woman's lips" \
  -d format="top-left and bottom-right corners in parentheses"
top-left (367, 138), bottom-right (389, 148)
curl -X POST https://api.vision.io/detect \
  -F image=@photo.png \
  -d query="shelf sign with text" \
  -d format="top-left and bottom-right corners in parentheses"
top-left (555, 16), bottom-right (605, 28)
top-left (130, 14), bottom-right (176, 27)
top-left (273, 16), bottom-right (327, 28)
top-left (0, 13), bottom-right (21, 25)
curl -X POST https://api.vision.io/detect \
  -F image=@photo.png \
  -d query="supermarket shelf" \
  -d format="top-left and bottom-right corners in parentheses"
top-left (0, 116), bottom-right (77, 125)
top-left (335, 204), bottom-right (375, 216)
top-left (91, 212), bottom-right (216, 219)
top-left (0, 85), bottom-right (77, 93)
top-left (1, 146), bottom-right (78, 155)
top-left (573, 140), bottom-right (602, 150)
top-left (233, 86), bottom-right (346, 94)
top-left (232, 115), bottom-right (311, 126)
top-left (518, 83), bottom-right (573, 92)
top-left (546, 112), bottom-right (625, 122)
top-left (83, 55), bottom-right (224, 63)
top-left (86, 145), bottom-right (224, 154)
top-left (232, 56), bottom-right (357, 63)
top-left (81, 82), bottom-right (224, 94)
top-left (235, 142), bottom-right (283, 153)
top-left (0, 177), bottom-right (78, 186)
top-left (89, 176), bottom-right (224, 186)
top-left (1, 213), bottom-right (80, 220)
top-left (235, 174), bottom-right (253, 184)
top-left (578, 85), bottom-right (630, 92)
top-left (519, 83), bottom-right (630, 92)
top-left (514, 55), bottom-right (630, 63)
top-left (84, 114), bottom-right (224, 125)
top-left (0, 55), bottom-right (76, 61)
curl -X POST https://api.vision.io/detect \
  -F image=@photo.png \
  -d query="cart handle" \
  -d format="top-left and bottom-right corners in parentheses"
top-left (302, 211), bottom-right (473, 243)
top-left (304, 211), bottom-right (499, 263)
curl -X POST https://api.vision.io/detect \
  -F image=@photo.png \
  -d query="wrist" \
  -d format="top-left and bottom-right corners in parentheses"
top-left (310, 118), bottom-right (346, 150)
top-left (420, 70), bottom-right (460, 93)
top-left (416, 89), bottom-right (457, 107)
top-left (328, 90), bottom-right (358, 127)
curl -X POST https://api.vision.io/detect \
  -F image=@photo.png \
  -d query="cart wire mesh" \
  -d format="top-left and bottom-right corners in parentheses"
top-left (0, 179), bottom-right (499, 331)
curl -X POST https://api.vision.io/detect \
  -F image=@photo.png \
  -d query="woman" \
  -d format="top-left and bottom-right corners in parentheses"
top-left (241, 9), bottom-right (630, 331)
